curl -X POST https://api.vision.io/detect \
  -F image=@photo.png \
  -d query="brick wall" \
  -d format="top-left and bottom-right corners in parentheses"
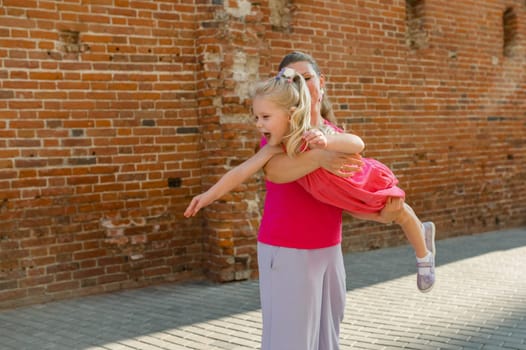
top-left (1, 0), bottom-right (525, 308)
top-left (0, 0), bottom-right (206, 308)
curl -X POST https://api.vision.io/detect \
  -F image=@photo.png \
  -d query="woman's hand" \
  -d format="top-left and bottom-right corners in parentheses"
top-left (350, 197), bottom-right (404, 224)
top-left (378, 197), bottom-right (404, 223)
top-left (319, 151), bottom-right (363, 177)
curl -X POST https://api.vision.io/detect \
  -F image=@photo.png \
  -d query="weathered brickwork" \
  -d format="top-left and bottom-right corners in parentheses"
top-left (0, 0), bottom-right (525, 308)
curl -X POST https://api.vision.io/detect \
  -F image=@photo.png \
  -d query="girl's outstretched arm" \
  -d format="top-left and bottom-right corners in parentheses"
top-left (184, 145), bottom-right (283, 217)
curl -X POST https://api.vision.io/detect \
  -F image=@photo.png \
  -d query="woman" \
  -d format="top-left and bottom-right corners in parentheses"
top-left (257, 51), bottom-right (402, 350)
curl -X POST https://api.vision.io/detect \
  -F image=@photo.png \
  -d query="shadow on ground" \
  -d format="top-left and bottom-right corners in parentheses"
top-left (344, 226), bottom-right (526, 291)
top-left (1, 227), bottom-right (525, 349)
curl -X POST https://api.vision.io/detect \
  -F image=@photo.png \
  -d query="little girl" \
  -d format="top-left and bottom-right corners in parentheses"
top-left (184, 68), bottom-right (436, 293)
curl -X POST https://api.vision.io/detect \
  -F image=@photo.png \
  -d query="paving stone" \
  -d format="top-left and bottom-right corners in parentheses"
top-left (0, 227), bottom-right (525, 349)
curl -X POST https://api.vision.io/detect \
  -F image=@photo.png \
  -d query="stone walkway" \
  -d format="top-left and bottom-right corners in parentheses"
top-left (1, 227), bottom-right (525, 349)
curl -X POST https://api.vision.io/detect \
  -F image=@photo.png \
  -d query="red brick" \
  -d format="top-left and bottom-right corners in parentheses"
top-left (46, 281), bottom-right (79, 293)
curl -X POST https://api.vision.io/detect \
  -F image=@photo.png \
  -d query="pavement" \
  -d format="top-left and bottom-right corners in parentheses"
top-left (1, 226), bottom-right (526, 350)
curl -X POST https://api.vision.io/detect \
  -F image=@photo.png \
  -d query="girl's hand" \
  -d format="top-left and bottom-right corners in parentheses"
top-left (319, 151), bottom-right (363, 177)
top-left (184, 193), bottom-right (212, 218)
top-left (303, 129), bottom-right (328, 149)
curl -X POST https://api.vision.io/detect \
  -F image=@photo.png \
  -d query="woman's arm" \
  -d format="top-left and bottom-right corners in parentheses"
top-left (184, 145), bottom-right (283, 217)
top-left (264, 149), bottom-right (363, 183)
top-left (265, 128), bottom-right (365, 184)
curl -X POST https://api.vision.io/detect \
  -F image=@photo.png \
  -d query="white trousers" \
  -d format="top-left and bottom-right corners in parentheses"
top-left (257, 242), bottom-right (346, 350)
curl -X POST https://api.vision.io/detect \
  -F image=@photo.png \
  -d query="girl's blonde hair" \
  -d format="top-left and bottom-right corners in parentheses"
top-left (252, 68), bottom-right (335, 157)
top-left (252, 68), bottom-right (309, 157)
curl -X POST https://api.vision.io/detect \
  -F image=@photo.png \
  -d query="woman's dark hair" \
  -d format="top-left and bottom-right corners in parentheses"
top-left (278, 51), bottom-right (336, 123)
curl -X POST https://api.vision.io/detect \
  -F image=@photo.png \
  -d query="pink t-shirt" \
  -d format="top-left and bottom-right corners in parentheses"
top-left (258, 180), bottom-right (343, 249)
top-left (258, 137), bottom-right (343, 249)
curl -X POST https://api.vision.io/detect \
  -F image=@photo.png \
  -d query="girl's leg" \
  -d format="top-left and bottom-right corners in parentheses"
top-left (350, 201), bottom-right (436, 292)
top-left (393, 203), bottom-right (427, 258)
top-left (350, 201), bottom-right (429, 258)
top-left (392, 203), bottom-right (436, 292)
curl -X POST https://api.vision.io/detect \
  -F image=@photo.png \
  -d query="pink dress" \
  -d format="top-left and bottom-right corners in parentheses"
top-left (296, 121), bottom-right (405, 214)
top-left (297, 158), bottom-right (405, 214)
